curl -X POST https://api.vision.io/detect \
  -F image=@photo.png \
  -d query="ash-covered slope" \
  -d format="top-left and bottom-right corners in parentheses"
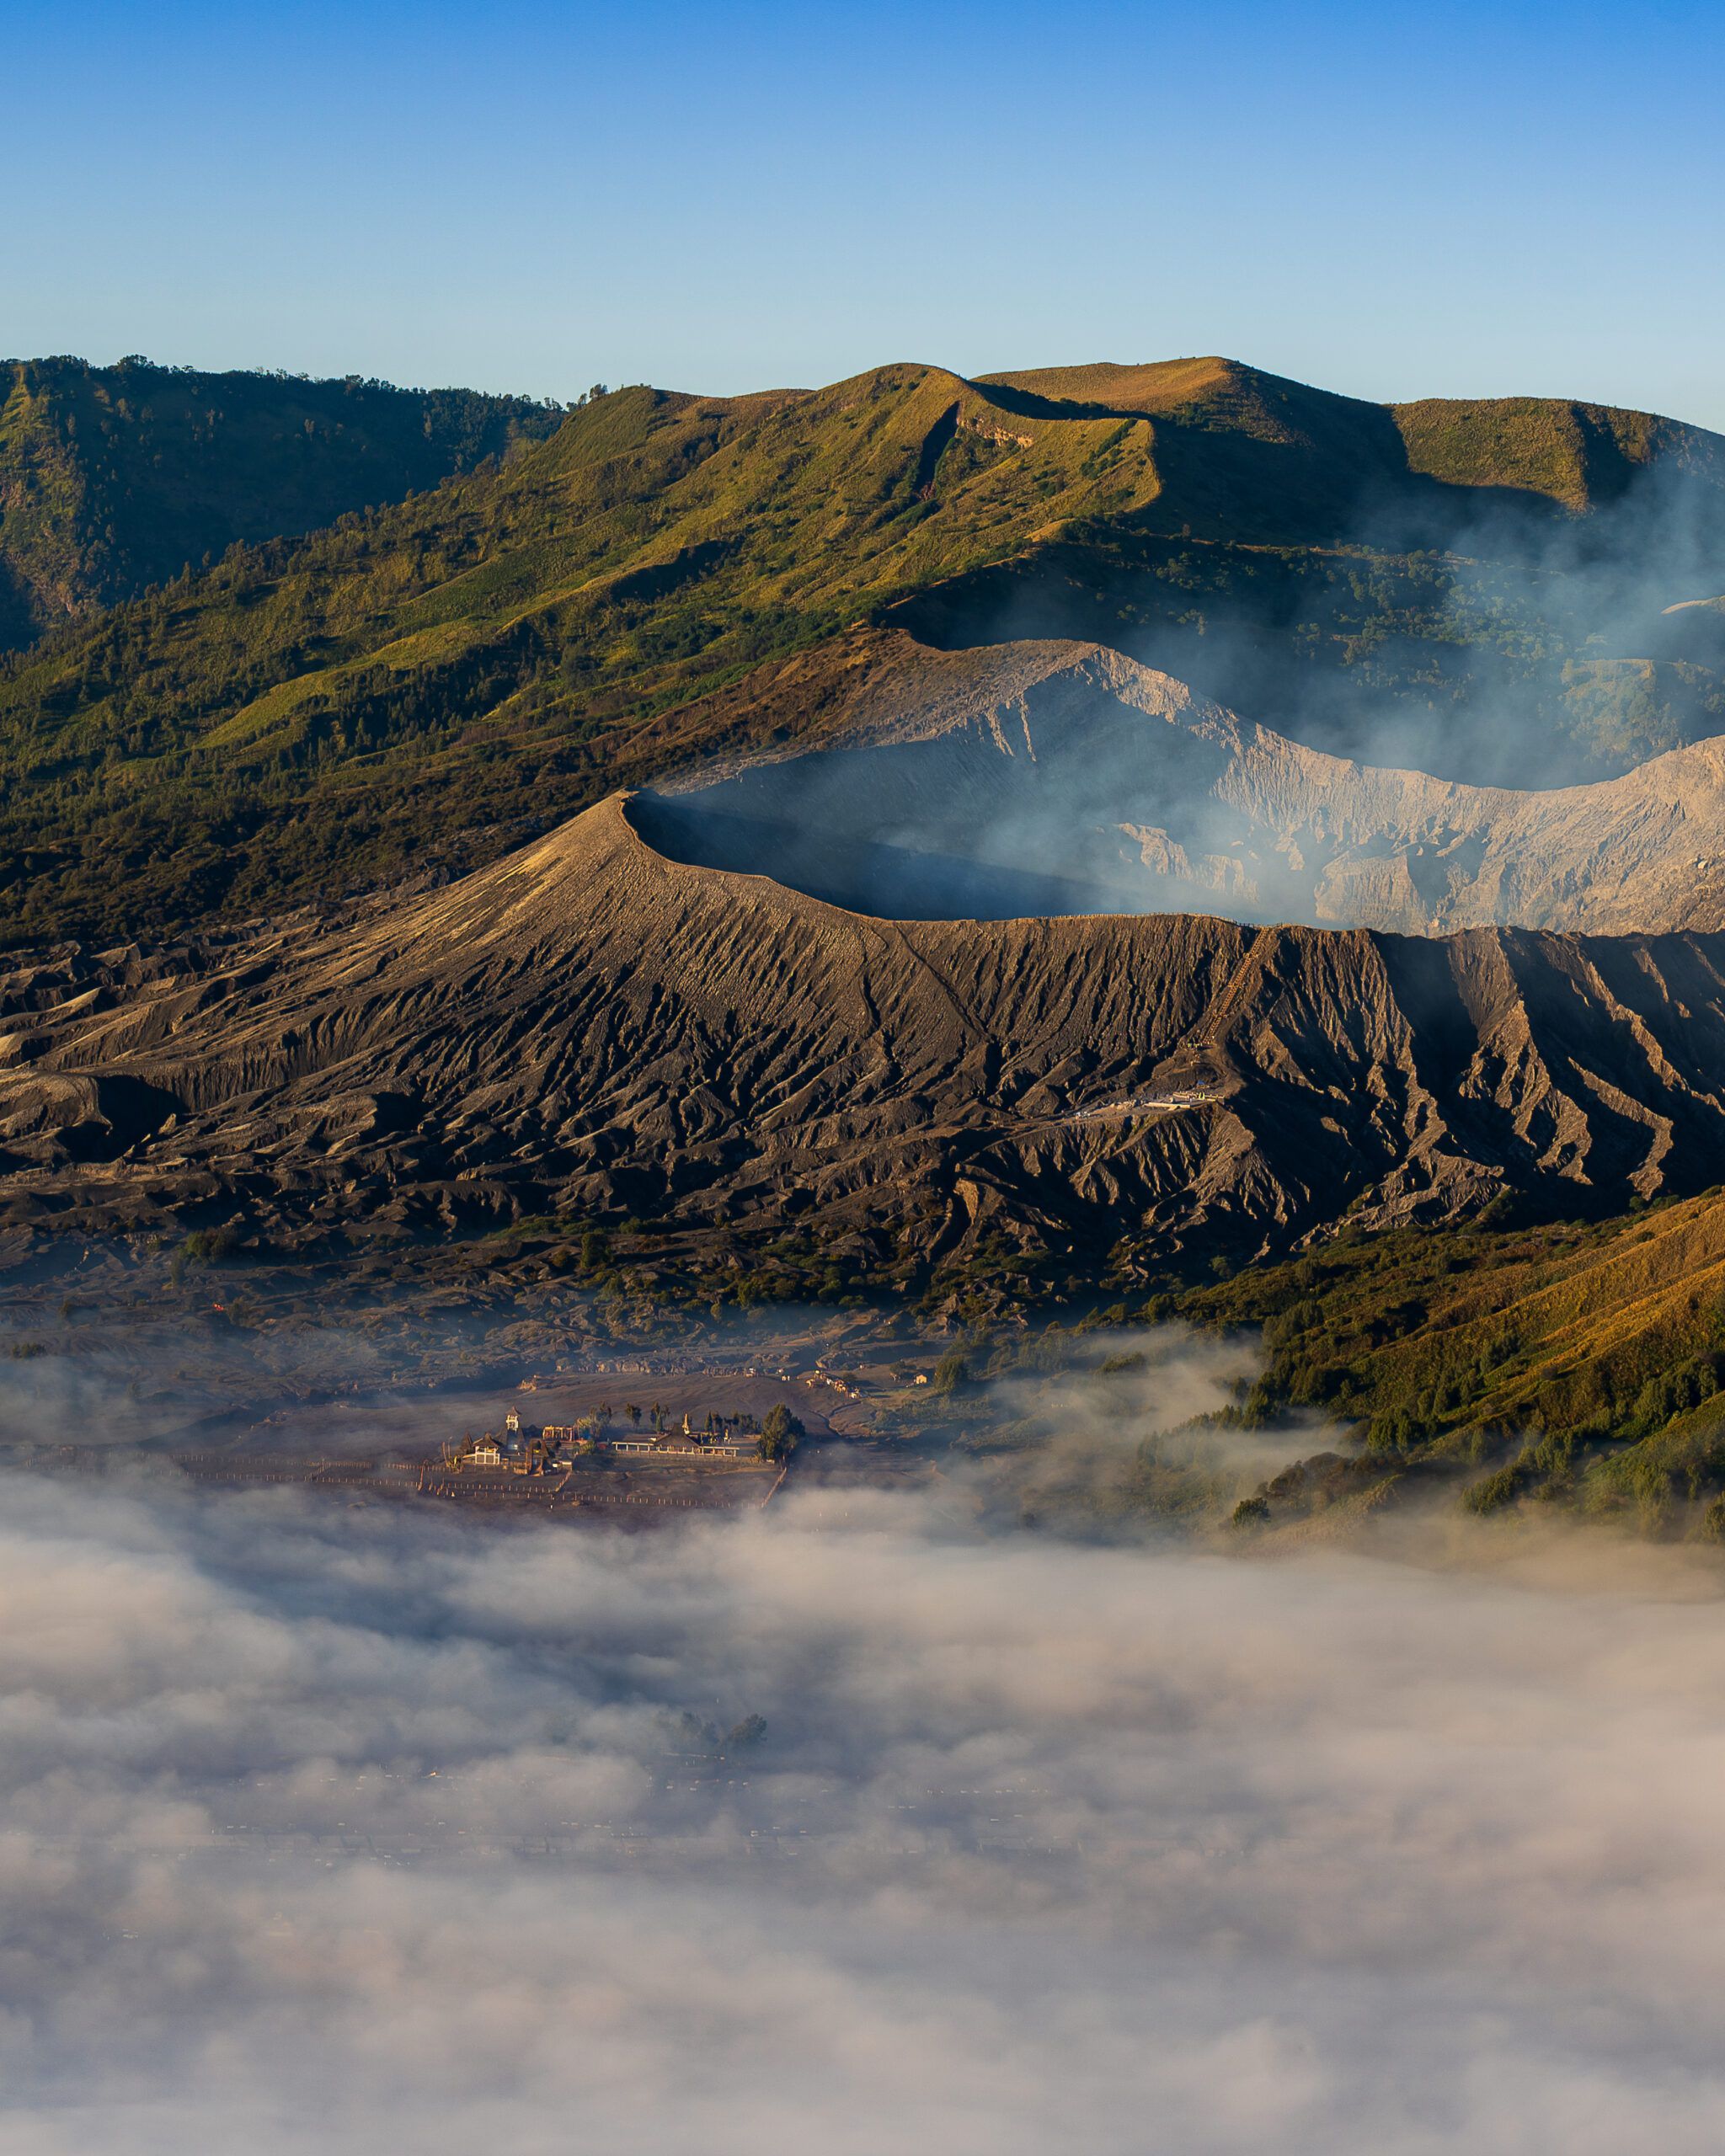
top-left (5, 795), bottom-right (1725, 1263)
top-left (642, 632), bottom-right (1725, 934)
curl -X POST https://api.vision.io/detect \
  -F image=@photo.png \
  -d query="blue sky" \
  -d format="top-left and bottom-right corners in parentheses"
top-left (6, 0), bottom-right (1723, 424)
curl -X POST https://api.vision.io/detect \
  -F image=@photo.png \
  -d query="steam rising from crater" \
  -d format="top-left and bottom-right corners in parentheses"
top-left (646, 467), bottom-right (1725, 936)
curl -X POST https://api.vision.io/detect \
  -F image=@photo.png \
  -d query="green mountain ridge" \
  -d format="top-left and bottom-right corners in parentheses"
top-left (0, 355), bottom-right (563, 648)
top-left (2, 354), bottom-right (1722, 943)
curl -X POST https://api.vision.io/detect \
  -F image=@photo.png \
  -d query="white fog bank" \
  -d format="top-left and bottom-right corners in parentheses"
top-left (4, 1472), bottom-right (1725, 2153)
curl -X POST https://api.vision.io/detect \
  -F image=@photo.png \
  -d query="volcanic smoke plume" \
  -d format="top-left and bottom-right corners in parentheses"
top-left (5, 1454), bottom-right (1725, 2154)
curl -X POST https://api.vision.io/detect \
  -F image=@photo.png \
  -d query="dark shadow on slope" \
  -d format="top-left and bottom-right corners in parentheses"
top-left (628, 795), bottom-right (1142, 921)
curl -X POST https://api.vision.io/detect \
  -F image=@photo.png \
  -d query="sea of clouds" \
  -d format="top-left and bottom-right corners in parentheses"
top-left (6, 1454), bottom-right (1725, 2153)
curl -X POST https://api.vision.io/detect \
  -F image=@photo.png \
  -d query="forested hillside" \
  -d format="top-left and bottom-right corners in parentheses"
top-left (0, 355), bottom-right (562, 646)
top-left (1186, 1188), bottom-right (1725, 1534)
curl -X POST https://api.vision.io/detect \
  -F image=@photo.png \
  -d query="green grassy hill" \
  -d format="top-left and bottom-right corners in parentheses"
top-left (1184, 1190), bottom-right (1725, 1532)
top-left (1392, 392), bottom-right (1722, 507)
top-left (2, 355), bottom-right (1722, 943)
top-left (0, 355), bottom-right (562, 646)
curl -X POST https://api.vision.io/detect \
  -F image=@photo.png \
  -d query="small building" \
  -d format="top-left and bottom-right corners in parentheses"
top-left (611, 1431), bottom-right (750, 1461)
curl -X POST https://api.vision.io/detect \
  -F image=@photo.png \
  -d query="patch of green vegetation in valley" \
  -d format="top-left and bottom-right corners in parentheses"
top-left (1170, 1190), bottom-right (1725, 1533)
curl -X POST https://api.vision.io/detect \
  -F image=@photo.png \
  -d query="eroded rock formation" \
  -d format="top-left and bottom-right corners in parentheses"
top-left (4, 794), bottom-right (1724, 1262)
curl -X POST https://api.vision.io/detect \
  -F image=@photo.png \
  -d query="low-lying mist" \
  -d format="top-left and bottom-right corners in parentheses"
top-left (9, 1437), bottom-right (1725, 2152)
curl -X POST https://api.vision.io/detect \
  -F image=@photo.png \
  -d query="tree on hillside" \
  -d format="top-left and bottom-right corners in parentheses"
top-left (757, 1402), bottom-right (804, 1463)
top-left (932, 1353), bottom-right (969, 1398)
